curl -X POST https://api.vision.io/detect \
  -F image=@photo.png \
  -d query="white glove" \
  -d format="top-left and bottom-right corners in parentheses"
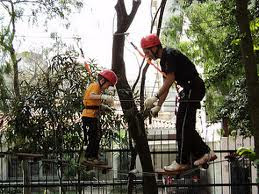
top-left (150, 105), bottom-right (161, 117)
top-left (144, 96), bottom-right (158, 109)
top-left (101, 94), bottom-right (114, 106)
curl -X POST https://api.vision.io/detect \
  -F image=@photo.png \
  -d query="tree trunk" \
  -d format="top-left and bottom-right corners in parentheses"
top-left (235, 0), bottom-right (259, 172)
top-left (3, 1), bottom-right (21, 100)
top-left (112, 34), bottom-right (158, 194)
top-left (112, 1), bottom-right (158, 193)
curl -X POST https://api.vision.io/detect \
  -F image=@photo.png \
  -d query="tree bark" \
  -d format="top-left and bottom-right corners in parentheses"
top-left (112, 1), bottom-right (158, 193)
top-left (235, 0), bottom-right (259, 169)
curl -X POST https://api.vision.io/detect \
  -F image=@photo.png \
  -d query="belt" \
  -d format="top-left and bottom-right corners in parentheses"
top-left (85, 106), bottom-right (100, 110)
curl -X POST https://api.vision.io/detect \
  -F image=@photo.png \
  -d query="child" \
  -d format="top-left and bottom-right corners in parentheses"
top-left (80, 69), bottom-right (117, 165)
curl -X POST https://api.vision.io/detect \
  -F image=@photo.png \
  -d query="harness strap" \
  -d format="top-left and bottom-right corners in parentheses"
top-left (84, 106), bottom-right (100, 110)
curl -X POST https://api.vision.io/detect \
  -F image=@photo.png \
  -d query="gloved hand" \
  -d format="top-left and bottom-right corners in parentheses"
top-left (144, 96), bottom-right (158, 109)
top-left (150, 105), bottom-right (161, 117)
top-left (101, 94), bottom-right (114, 106)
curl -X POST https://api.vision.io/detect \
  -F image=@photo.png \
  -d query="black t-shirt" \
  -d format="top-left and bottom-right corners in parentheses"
top-left (160, 48), bottom-right (199, 87)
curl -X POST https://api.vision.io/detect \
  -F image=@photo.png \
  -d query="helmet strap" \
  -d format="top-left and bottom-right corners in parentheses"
top-left (150, 45), bottom-right (160, 59)
top-left (98, 76), bottom-right (106, 87)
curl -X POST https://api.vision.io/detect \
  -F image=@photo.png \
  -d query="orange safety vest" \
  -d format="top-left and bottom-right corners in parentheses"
top-left (81, 82), bottom-right (102, 118)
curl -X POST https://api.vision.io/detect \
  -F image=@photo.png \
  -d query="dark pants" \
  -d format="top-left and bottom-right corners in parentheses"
top-left (176, 77), bottom-right (210, 164)
top-left (82, 117), bottom-right (102, 159)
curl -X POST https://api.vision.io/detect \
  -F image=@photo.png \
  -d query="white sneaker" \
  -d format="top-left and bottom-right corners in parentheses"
top-left (194, 151), bottom-right (217, 166)
top-left (164, 161), bottom-right (190, 172)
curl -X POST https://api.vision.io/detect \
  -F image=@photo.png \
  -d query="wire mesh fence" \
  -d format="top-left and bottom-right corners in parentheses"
top-left (0, 136), bottom-right (257, 194)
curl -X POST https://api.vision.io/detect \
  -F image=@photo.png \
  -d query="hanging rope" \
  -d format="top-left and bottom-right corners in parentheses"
top-left (75, 38), bottom-right (93, 78)
top-left (129, 41), bottom-right (167, 78)
top-left (126, 36), bottom-right (181, 101)
top-left (78, 48), bottom-right (92, 76)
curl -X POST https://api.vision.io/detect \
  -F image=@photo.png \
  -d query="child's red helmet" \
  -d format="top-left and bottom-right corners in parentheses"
top-left (99, 70), bottom-right (118, 86)
top-left (141, 34), bottom-right (161, 49)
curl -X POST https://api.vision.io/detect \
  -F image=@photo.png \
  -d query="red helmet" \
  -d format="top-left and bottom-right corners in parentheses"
top-left (99, 69), bottom-right (118, 86)
top-left (140, 34), bottom-right (161, 49)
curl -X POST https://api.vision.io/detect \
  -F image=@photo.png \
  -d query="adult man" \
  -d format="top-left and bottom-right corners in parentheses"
top-left (141, 34), bottom-right (217, 171)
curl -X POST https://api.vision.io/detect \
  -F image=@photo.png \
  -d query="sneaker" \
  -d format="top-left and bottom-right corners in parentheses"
top-left (164, 161), bottom-right (190, 172)
top-left (194, 151), bottom-right (217, 166)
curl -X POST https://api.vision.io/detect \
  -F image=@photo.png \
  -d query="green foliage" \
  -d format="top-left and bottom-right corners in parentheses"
top-left (250, 17), bottom-right (259, 51)
top-left (0, 66), bottom-right (10, 112)
top-left (214, 78), bottom-right (252, 136)
top-left (0, 0), bottom-right (84, 108)
top-left (178, 0), bottom-right (208, 9)
top-left (234, 147), bottom-right (258, 183)
top-left (237, 147), bottom-right (256, 161)
top-left (161, 15), bottom-right (184, 47)
top-left (3, 51), bottom-right (125, 153)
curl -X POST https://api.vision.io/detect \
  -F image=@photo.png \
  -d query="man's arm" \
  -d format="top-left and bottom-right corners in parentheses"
top-left (157, 89), bottom-right (169, 107)
top-left (157, 72), bottom-right (175, 106)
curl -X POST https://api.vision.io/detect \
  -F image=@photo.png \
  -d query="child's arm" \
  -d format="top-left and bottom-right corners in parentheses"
top-left (89, 93), bottom-right (114, 106)
top-left (88, 92), bottom-right (102, 100)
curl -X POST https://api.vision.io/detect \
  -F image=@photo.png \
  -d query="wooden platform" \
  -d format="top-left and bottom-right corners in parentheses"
top-left (41, 159), bottom-right (69, 167)
top-left (78, 161), bottom-right (112, 174)
top-left (155, 168), bottom-right (188, 176)
top-left (15, 153), bottom-right (43, 160)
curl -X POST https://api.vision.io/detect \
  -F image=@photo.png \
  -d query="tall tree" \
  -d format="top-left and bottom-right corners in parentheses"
top-left (112, 0), bottom-right (158, 193)
top-left (235, 0), bottom-right (259, 170)
top-left (0, 0), bottom-right (82, 107)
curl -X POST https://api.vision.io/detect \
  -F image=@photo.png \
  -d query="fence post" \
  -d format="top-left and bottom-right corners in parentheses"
top-left (22, 160), bottom-right (31, 194)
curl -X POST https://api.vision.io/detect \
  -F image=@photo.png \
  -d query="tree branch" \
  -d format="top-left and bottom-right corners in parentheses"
top-left (126, 0), bottom-right (141, 30)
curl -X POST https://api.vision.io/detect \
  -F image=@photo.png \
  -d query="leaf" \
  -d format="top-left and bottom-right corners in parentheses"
top-left (231, 38), bottom-right (240, 46)
top-left (236, 147), bottom-right (256, 161)
top-left (250, 18), bottom-right (259, 32)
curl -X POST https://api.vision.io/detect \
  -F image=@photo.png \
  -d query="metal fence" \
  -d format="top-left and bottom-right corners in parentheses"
top-left (0, 136), bottom-right (257, 194)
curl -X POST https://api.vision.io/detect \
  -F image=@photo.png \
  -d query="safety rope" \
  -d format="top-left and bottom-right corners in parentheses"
top-left (82, 97), bottom-right (202, 103)
top-left (179, 159), bottom-right (229, 177)
top-left (129, 41), bottom-right (167, 78)
top-left (126, 159), bottom-right (229, 177)
top-left (69, 158), bottom-right (229, 178)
